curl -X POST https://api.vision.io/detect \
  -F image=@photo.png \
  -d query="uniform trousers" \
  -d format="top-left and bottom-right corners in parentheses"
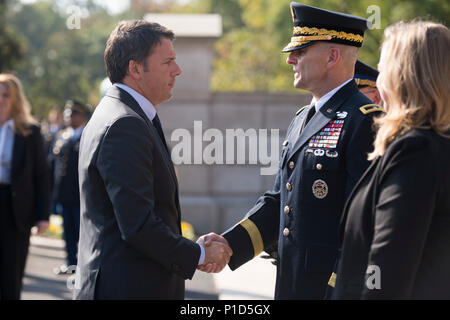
top-left (60, 204), bottom-right (80, 267)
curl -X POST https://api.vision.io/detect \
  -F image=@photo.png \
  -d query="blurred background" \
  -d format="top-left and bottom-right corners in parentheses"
top-left (1, 0), bottom-right (449, 115)
top-left (2, 0), bottom-right (448, 236)
top-left (1, 0), bottom-right (448, 300)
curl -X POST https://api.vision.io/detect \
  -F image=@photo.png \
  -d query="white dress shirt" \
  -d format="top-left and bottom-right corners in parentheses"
top-left (0, 119), bottom-right (15, 184)
top-left (114, 83), bottom-right (157, 122)
top-left (311, 78), bottom-right (353, 112)
top-left (113, 83), bottom-right (206, 265)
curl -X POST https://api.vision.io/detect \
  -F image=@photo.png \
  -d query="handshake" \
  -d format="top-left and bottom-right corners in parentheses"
top-left (196, 233), bottom-right (233, 273)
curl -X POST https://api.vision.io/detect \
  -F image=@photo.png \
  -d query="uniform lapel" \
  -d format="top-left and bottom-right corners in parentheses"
top-left (105, 86), bottom-right (179, 186)
top-left (288, 106), bottom-right (334, 162)
top-left (287, 104), bottom-right (313, 144)
top-left (287, 81), bottom-right (359, 162)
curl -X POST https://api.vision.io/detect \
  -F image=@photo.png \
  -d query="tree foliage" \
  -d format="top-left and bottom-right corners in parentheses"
top-left (207, 0), bottom-right (449, 92)
top-left (0, 0), bottom-right (25, 72)
top-left (2, 0), bottom-right (449, 117)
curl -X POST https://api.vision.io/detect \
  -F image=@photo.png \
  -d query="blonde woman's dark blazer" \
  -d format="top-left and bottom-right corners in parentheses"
top-left (334, 128), bottom-right (450, 299)
top-left (10, 125), bottom-right (50, 231)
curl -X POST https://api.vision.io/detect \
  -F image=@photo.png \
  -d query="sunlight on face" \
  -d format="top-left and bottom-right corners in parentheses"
top-left (138, 38), bottom-right (182, 106)
top-left (0, 83), bottom-right (13, 123)
top-left (285, 43), bottom-right (328, 92)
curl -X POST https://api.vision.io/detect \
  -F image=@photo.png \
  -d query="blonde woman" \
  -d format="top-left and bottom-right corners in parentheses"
top-left (332, 21), bottom-right (450, 299)
top-left (0, 74), bottom-right (50, 299)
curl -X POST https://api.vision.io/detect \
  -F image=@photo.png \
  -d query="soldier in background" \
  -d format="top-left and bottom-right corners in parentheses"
top-left (49, 100), bottom-right (89, 275)
top-left (41, 108), bottom-right (64, 159)
top-left (354, 60), bottom-right (382, 105)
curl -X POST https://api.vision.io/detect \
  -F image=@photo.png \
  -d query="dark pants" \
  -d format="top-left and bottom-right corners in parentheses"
top-left (0, 185), bottom-right (30, 300)
top-left (60, 204), bottom-right (80, 267)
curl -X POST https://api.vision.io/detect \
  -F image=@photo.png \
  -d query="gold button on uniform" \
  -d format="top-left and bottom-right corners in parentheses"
top-left (286, 182), bottom-right (292, 191)
top-left (289, 161), bottom-right (295, 169)
top-left (284, 206), bottom-right (290, 214)
top-left (316, 163), bottom-right (323, 170)
top-left (283, 228), bottom-right (290, 237)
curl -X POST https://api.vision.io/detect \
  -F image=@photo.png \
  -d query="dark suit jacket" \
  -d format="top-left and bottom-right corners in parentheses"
top-left (333, 128), bottom-right (450, 299)
top-left (222, 81), bottom-right (383, 299)
top-left (10, 125), bottom-right (50, 231)
top-left (74, 86), bottom-right (200, 300)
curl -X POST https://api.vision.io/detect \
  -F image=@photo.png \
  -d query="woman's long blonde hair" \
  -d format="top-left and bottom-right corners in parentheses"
top-left (0, 73), bottom-right (37, 136)
top-left (368, 21), bottom-right (450, 160)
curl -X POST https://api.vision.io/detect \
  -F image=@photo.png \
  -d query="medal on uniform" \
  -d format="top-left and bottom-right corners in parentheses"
top-left (309, 119), bottom-right (344, 149)
top-left (312, 179), bottom-right (328, 199)
top-left (314, 149), bottom-right (325, 156)
top-left (326, 150), bottom-right (338, 158)
top-left (336, 111), bottom-right (348, 119)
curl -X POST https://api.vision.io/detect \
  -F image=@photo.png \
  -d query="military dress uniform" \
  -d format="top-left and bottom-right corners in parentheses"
top-left (49, 101), bottom-right (88, 268)
top-left (354, 60), bottom-right (379, 89)
top-left (50, 127), bottom-right (82, 206)
top-left (222, 2), bottom-right (384, 299)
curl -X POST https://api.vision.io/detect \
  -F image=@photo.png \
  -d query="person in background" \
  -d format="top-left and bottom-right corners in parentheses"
top-left (74, 20), bottom-right (232, 300)
top-left (332, 21), bottom-right (450, 299)
top-left (49, 100), bottom-right (89, 275)
top-left (354, 60), bottom-right (382, 105)
top-left (0, 73), bottom-right (50, 299)
top-left (41, 108), bottom-right (63, 157)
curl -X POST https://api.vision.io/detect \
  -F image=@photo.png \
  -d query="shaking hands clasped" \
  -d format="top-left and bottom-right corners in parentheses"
top-left (196, 233), bottom-right (233, 273)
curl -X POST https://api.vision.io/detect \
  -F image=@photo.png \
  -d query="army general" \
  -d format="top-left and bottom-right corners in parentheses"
top-left (207, 3), bottom-right (385, 299)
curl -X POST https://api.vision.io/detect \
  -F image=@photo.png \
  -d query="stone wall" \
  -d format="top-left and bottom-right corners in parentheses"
top-left (158, 91), bottom-right (311, 234)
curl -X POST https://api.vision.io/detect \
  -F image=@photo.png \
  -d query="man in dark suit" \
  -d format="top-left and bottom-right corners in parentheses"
top-left (74, 20), bottom-right (232, 300)
top-left (49, 100), bottom-right (89, 274)
top-left (203, 3), bottom-right (384, 299)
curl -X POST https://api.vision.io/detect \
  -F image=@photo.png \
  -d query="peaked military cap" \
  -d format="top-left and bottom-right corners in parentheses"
top-left (354, 60), bottom-right (378, 88)
top-left (282, 2), bottom-right (369, 52)
top-left (64, 99), bottom-right (91, 117)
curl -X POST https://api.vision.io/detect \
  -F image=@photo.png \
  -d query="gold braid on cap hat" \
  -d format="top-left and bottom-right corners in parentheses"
top-left (284, 26), bottom-right (364, 50)
top-left (293, 26), bottom-right (363, 42)
top-left (355, 78), bottom-right (377, 88)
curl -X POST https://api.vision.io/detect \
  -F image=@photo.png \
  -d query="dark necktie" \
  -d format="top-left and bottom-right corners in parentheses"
top-left (302, 104), bottom-right (316, 129)
top-left (152, 114), bottom-right (169, 153)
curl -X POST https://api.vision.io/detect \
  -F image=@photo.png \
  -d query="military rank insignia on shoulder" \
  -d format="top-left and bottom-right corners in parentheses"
top-left (359, 104), bottom-right (385, 114)
top-left (296, 105), bottom-right (309, 116)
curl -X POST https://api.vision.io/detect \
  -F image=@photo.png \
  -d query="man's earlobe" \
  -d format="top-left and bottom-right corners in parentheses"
top-left (327, 48), bottom-right (340, 68)
top-left (128, 60), bottom-right (141, 79)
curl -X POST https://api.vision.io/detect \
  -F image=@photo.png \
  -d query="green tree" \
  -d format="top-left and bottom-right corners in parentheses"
top-left (187, 0), bottom-right (244, 33)
top-left (5, 0), bottom-right (449, 116)
top-left (6, 0), bottom-right (117, 116)
top-left (0, 0), bottom-right (25, 72)
top-left (210, 0), bottom-right (295, 92)
top-left (207, 0), bottom-right (449, 92)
